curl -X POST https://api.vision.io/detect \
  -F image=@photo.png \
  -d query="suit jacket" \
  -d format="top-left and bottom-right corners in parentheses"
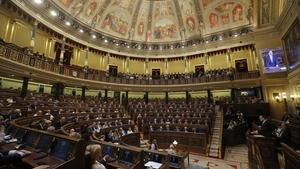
top-left (265, 55), bottom-right (278, 67)
top-left (258, 120), bottom-right (275, 137)
top-left (277, 128), bottom-right (290, 144)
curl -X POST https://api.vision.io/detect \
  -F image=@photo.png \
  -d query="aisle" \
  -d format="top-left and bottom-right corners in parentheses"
top-left (208, 106), bottom-right (223, 158)
top-left (188, 144), bottom-right (248, 169)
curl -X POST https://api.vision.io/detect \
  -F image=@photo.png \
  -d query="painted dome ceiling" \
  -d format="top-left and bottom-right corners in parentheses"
top-left (51, 0), bottom-right (254, 43)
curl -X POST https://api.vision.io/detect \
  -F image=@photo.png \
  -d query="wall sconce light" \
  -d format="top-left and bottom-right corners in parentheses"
top-left (273, 93), bottom-right (281, 102)
top-left (282, 92), bottom-right (287, 99)
top-left (273, 92), bottom-right (298, 103)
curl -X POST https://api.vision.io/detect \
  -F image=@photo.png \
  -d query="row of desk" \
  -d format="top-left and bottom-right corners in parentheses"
top-left (1, 116), bottom-right (192, 169)
top-left (1, 121), bottom-right (85, 169)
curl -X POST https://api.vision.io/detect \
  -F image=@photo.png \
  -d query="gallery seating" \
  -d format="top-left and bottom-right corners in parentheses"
top-left (0, 41), bottom-right (260, 86)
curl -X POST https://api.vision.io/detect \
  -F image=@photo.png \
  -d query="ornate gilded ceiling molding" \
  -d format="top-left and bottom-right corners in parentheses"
top-left (172, 0), bottom-right (185, 40)
top-left (193, 0), bottom-right (205, 35)
top-left (129, 0), bottom-right (143, 40)
top-left (90, 0), bottom-right (112, 29)
top-left (146, 0), bottom-right (154, 43)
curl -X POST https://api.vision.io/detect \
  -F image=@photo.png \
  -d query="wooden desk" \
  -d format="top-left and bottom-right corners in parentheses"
top-left (142, 149), bottom-right (169, 169)
top-left (149, 131), bottom-right (208, 154)
top-left (2, 118), bottom-right (87, 169)
top-left (108, 161), bottom-right (141, 169)
top-left (119, 133), bottom-right (140, 147)
top-left (98, 141), bottom-right (143, 169)
top-left (281, 143), bottom-right (300, 169)
top-left (22, 154), bottom-right (64, 168)
top-left (289, 118), bottom-right (300, 149)
top-left (246, 134), bottom-right (280, 169)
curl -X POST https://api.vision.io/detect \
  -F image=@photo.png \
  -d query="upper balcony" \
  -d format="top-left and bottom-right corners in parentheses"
top-left (0, 42), bottom-right (262, 91)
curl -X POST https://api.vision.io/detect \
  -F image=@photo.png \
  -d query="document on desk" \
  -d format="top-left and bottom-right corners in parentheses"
top-left (145, 161), bottom-right (162, 169)
top-left (253, 135), bottom-right (264, 137)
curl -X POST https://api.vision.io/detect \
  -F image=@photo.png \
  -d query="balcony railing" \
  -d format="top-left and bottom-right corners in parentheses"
top-left (0, 43), bottom-right (260, 85)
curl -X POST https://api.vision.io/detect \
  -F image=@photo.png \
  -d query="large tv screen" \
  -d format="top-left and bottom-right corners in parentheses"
top-left (283, 19), bottom-right (300, 69)
top-left (261, 47), bottom-right (286, 73)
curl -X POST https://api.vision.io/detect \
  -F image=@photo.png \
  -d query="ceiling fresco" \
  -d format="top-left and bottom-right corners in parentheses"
top-left (52, 0), bottom-right (254, 43)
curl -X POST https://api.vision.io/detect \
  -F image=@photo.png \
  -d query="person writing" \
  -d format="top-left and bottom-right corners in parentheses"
top-left (251, 115), bottom-right (275, 137)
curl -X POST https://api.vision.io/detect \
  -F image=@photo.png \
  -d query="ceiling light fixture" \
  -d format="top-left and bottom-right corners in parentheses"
top-left (234, 34), bottom-right (238, 37)
top-left (205, 40), bottom-right (209, 44)
top-left (34, 0), bottom-right (43, 4)
top-left (65, 21), bottom-right (71, 26)
top-left (50, 10), bottom-right (58, 17)
top-left (104, 39), bottom-right (108, 43)
top-left (92, 34), bottom-right (97, 39)
top-left (79, 29), bottom-right (84, 33)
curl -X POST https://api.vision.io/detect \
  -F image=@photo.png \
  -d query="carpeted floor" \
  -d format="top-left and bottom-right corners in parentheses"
top-left (187, 144), bottom-right (248, 169)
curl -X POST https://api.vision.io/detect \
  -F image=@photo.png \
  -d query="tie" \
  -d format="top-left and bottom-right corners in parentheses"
top-left (270, 55), bottom-right (273, 63)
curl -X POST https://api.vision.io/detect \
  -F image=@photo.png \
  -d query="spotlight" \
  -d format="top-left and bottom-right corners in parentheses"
top-left (92, 34), bottom-right (97, 39)
top-left (50, 10), bottom-right (58, 17)
top-left (34, 0), bottom-right (43, 4)
top-left (79, 29), bottom-right (84, 33)
top-left (65, 21), bottom-right (71, 26)
top-left (104, 39), bottom-right (108, 43)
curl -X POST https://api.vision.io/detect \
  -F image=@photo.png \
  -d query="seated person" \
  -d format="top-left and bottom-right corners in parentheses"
top-left (273, 122), bottom-right (289, 144)
top-left (168, 141), bottom-right (178, 154)
top-left (127, 127), bottom-right (133, 134)
top-left (150, 139), bottom-right (158, 151)
top-left (85, 144), bottom-right (106, 169)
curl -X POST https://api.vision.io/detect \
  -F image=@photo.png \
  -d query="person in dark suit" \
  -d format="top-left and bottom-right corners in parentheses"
top-left (274, 122), bottom-right (290, 145)
top-left (251, 115), bottom-right (275, 137)
top-left (265, 50), bottom-right (278, 67)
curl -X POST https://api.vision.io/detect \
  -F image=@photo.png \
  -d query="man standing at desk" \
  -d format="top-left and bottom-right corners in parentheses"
top-left (265, 50), bottom-right (278, 67)
top-left (251, 115), bottom-right (275, 137)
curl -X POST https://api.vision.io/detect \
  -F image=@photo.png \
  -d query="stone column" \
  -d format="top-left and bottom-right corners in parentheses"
top-left (84, 47), bottom-right (89, 68)
top-left (81, 86), bottom-right (86, 100)
top-left (145, 58), bottom-right (149, 74)
top-left (20, 77), bottom-right (29, 98)
top-left (186, 91), bottom-right (190, 104)
top-left (165, 91), bottom-right (168, 104)
top-left (59, 37), bottom-right (66, 65)
top-left (30, 21), bottom-right (38, 49)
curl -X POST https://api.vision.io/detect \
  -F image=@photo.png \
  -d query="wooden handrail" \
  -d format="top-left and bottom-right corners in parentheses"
top-left (0, 43), bottom-right (261, 86)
